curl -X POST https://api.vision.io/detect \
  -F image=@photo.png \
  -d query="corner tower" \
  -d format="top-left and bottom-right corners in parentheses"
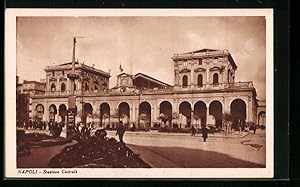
top-left (172, 49), bottom-right (237, 89)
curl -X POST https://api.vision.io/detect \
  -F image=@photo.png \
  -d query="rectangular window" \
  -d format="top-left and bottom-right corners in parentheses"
top-left (52, 71), bottom-right (55, 76)
top-left (62, 70), bottom-right (65, 75)
top-left (198, 59), bottom-right (202, 65)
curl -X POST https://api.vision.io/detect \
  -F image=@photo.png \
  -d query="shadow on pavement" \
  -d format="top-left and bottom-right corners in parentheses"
top-left (128, 144), bottom-right (265, 168)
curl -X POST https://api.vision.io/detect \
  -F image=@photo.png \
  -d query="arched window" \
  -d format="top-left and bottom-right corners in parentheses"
top-left (61, 83), bottom-right (66, 92)
top-left (213, 73), bottom-right (219, 85)
top-left (85, 83), bottom-right (89, 91)
top-left (182, 75), bottom-right (188, 88)
top-left (197, 74), bottom-right (203, 87)
top-left (51, 83), bottom-right (56, 92)
top-left (102, 83), bottom-right (107, 91)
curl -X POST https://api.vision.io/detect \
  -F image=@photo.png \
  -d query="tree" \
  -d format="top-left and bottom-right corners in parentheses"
top-left (222, 112), bottom-right (233, 135)
top-left (158, 113), bottom-right (169, 125)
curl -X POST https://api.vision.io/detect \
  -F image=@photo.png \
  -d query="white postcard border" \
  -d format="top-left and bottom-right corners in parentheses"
top-left (5, 8), bottom-right (274, 178)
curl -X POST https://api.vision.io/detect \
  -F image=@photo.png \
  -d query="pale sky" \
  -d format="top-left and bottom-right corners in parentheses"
top-left (17, 16), bottom-right (266, 100)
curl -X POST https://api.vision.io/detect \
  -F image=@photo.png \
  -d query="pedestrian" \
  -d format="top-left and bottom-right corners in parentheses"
top-left (131, 123), bottom-right (136, 131)
top-left (201, 125), bottom-right (208, 142)
top-left (116, 121), bottom-right (126, 144)
top-left (191, 125), bottom-right (196, 136)
top-left (253, 124), bottom-right (257, 134)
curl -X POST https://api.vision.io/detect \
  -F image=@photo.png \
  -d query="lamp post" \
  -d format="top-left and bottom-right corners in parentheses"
top-left (66, 37), bottom-right (83, 137)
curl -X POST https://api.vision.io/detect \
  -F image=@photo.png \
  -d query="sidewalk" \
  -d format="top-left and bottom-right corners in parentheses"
top-left (17, 140), bottom-right (76, 168)
top-left (106, 129), bottom-right (249, 138)
top-left (24, 128), bottom-right (249, 138)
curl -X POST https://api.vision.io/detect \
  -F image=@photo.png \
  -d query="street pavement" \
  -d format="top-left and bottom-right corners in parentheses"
top-left (17, 141), bottom-right (76, 168)
top-left (19, 128), bottom-right (265, 168)
top-left (106, 129), bottom-right (266, 168)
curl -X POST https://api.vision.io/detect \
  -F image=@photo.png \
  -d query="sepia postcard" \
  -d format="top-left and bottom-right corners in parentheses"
top-left (5, 9), bottom-right (274, 178)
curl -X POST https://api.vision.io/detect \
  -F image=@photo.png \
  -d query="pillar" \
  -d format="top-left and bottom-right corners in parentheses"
top-left (247, 97), bottom-right (252, 122)
top-left (191, 110), bottom-right (194, 126)
top-left (133, 103), bottom-right (138, 125)
top-left (190, 67), bottom-right (194, 88)
top-left (67, 78), bottom-right (70, 92)
top-left (129, 104), bottom-right (134, 125)
top-left (43, 105), bottom-right (49, 122)
top-left (110, 108), bottom-right (114, 127)
top-left (56, 77), bottom-right (60, 92)
top-left (206, 104), bottom-right (210, 125)
top-left (206, 67), bottom-right (209, 86)
top-left (151, 107), bottom-right (154, 127)
top-left (153, 104), bottom-right (158, 124)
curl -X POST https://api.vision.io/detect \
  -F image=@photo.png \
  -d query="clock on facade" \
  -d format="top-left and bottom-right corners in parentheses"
top-left (121, 78), bottom-right (128, 86)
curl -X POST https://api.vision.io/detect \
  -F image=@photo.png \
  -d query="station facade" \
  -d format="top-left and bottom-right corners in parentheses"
top-left (28, 49), bottom-right (266, 128)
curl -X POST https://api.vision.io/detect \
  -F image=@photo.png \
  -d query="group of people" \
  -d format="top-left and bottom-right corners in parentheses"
top-left (17, 120), bottom-right (47, 130)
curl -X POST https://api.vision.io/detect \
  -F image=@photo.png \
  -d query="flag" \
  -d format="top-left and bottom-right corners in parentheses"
top-left (119, 64), bottom-right (123, 72)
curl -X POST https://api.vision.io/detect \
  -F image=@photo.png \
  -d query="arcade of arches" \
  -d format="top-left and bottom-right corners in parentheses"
top-left (34, 98), bottom-right (261, 128)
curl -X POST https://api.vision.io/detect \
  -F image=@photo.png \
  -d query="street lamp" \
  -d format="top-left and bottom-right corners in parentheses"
top-left (66, 37), bottom-right (84, 137)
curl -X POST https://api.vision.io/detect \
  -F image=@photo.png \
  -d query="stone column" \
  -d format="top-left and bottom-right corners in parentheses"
top-left (57, 77), bottom-right (60, 92)
top-left (206, 67), bottom-right (209, 86)
top-left (132, 103), bottom-right (137, 125)
top-left (129, 105), bottom-right (133, 125)
top-left (247, 97), bottom-right (252, 122)
top-left (224, 98), bottom-right (231, 114)
top-left (43, 105), bottom-right (49, 122)
top-left (94, 108), bottom-right (101, 128)
top-left (206, 105), bottom-right (210, 125)
top-left (46, 76), bottom-right (50, 92)
top-left (153, 104), bottom-right (158, 124)
top-left (151, 107), bottom-right (154, 127)
top-left (176, 70), bottom-right (179, 86)
top-left (67, 78), bottom-right (70, 92)
top-left (191, 110), bottom-right (194, 126)
top-left (190, 66), bottom-right (194, 88)
top-left (110, 108), bottom-right (114, 128)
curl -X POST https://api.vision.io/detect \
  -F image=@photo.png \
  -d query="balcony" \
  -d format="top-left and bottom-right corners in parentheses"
top-left (175, 81), bottom-right (254, 90)
top-left (172, 49), bottom-right (229, 60)
top-left (31, 81), bottom-right (253, 98)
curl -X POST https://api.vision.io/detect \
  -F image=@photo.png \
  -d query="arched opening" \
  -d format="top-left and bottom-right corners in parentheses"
top-left (139, 101), bottom-right (151, 128)
top-left (84, 83), bottom-right (89, 91)
top-left (51, 83), bottom-right (56, 92)
top-left (209, 100), bottom-right (223, 128)
top-left (230, 99), bottom-right (247, 129)
top-left (102, 83), bottom-right (108, 92)
top-left (59, 104), bottom-right (68, 123)
top-left (93, 81), bottom-right (99, 92)
top-left (258, 111), bottom-right (266, 126)
top-left (49, 104), bottom-right (57, 121)
top-left (194, 101), bottom-right (207, 128)
top-left (61, 83), bottom-right (66, 92)
top-left (179, 101), bottom-right (191, 127)
top-left (35, 104), bottom-right (44, 120)
top-left (82, 103), bottom-right (93, 124)
top-left (118, 102), bottom-right (130, 126)
top-left (159, 101), bottom-right (172, 125)
top-left (197, 74), bottom-right (203, 87)
top-left (213, 73), bottom-right (219, 85)
top-left (182, 75), bottom-right (188, 88)
top-left (94, 85), bottom-right (98, 91)
top-left (100, 103), bottom-right (110, 128)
